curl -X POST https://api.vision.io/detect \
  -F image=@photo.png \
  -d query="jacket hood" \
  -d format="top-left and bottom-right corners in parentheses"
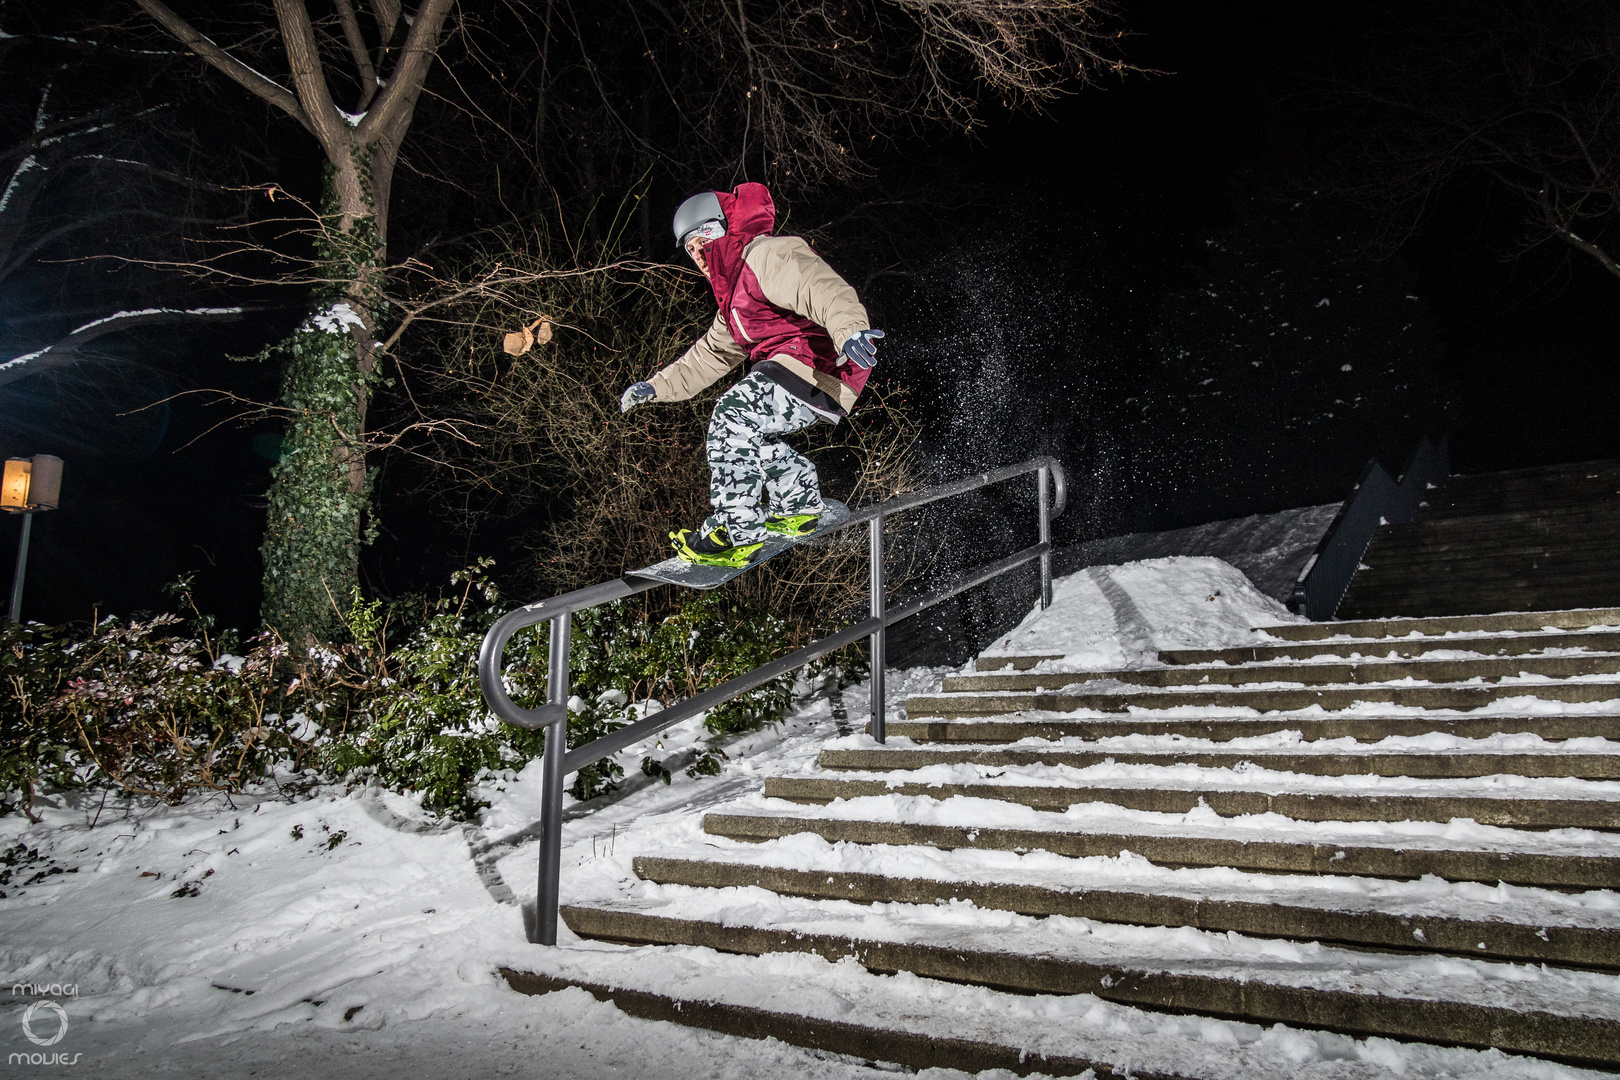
top-left (716, 182), bottom-right (775, 244)
top-left (704, 183), bottom-right (775, 304)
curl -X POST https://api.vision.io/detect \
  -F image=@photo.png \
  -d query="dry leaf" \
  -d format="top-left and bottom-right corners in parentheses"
top-left (501, 316), bottom-right (553, 357)
top-left (502, 329), bottom-right (532, 356)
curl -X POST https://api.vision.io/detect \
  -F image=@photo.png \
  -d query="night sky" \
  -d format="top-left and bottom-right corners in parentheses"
top-left (3, 1), bottom-right (1617, 631)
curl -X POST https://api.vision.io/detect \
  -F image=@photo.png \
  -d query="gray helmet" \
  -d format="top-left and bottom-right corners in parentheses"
top-left (672, 191), bottom-right (725, 247)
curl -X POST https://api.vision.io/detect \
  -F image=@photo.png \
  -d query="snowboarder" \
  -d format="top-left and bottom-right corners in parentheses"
top-left (620, 182), bottom-right (884, 566)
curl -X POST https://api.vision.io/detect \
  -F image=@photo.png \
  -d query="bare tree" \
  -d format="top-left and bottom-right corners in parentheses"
top-left (134, 0), bottom-right (455, 274)
top-left (131, 0), bottom-right (456, 642)
top-left (1322, 0), bottom-right (1620, 285)
top-left (436, 0), bottom-right (1128, 251)
top-left (651, 0), bottom-right (1125, 185)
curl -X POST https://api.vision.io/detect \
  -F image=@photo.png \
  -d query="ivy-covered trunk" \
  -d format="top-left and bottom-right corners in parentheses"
top-left (260, 165), bottom-right (386, 646)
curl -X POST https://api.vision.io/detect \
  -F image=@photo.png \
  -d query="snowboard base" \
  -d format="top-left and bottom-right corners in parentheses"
top-left (628, 500), bottom-right (851, 590)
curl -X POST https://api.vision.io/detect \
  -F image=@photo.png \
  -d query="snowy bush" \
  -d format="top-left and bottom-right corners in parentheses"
top-left (0, 620), bottom-right (81, 820)
top-left (1, 563), bottom-right (839, 822)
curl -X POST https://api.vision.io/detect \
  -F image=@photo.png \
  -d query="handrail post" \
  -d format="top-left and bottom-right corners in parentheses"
top-left (533, 612), bottom-right (571, 945)
top-left (868, 514), bottom-right (886, 743)
top-left (1037, 464), bottom-right (1053, 610)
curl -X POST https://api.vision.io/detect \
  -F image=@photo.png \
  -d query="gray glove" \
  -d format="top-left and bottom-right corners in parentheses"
top-left (620, 381), bottom-right (656, 413)
top-left (839, 328), bottom-right (884, 369)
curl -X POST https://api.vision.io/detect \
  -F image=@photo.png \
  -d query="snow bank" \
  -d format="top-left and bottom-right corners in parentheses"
top-left (1055, 502), bottom-right (1340, 602)
top-left (984, 555), bottom-right (1301, 669)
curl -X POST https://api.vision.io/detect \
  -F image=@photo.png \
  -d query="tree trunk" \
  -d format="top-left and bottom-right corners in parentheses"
top-left (259, 140), bottom-right (390, 645)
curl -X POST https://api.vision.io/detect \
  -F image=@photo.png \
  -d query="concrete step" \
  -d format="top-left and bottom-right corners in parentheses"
top-left (1345, 571), bottom-right (1620, 600)
top-left (762, 775), bottom-right (1620, 829)
top-left (1429, 486), bottom-right (1620, 519)
top-left (817, 745), bottom-right (1620, 780)
top-left (1427, 497), bottom-right (1620, 523)
top-left (904, 680), bottom-right (1620, 717)
top-left (881, 712), bottom-right (1620, 744)
top-left (704, 810), bottom-right (1620, 889)
top-left (1257, 608), bottom-right (1620, 641)
top-left (1338, 589), bottom-right (1620, 622)
top-left (913, 680), bottom-right (1620, 717)
top-left (1347, 559), bottom-right (1620, 586)
top-left (1425, 461), bottom-right (1620, 515)
top-left (501, 952), bottom-right (1195, 1078)
top-left (1377, 504), bottom-right (1620, 537)
top-left (632, 854), bottom-right (1620, 970)
top-left (976, 652), bottom-right (1064, 671)
top-left (558, 895), bottom-right (1620, 1065)
top-left (1160, 627), bottom-right (1620, 665)
top-left (942, 652), bottom-right (1620, 692)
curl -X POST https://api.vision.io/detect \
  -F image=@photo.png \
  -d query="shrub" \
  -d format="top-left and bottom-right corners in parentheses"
top-left (2, 564), bottom-right (846, 822)
top-left (1, 621), bottom-right (81, 821)
top-left (28, 578), bottom-right (321, 811)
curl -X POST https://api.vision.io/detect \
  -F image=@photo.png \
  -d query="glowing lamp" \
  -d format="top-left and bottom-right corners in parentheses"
top-left (1, 459), bottom-right (28, 512)
top-left (2, 455), bottom-right (62, 513)
top-left (6, 454), bottom-right (63, 621)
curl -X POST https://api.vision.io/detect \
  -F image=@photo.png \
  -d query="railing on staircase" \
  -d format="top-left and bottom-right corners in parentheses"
top-left (1289, 436), bottom-right (1449, 621)
top-left (478, 455), bottom-right (1068, 944)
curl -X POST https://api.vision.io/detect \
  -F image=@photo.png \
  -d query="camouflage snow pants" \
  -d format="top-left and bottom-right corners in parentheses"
top-left (703, 370), bottom-right (827, 544)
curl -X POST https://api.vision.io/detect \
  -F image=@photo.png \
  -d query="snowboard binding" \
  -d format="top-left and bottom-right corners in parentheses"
top-left (764, 512), bottom-right (821, 537)
top-left (669, 525), bottom-right (763, 567)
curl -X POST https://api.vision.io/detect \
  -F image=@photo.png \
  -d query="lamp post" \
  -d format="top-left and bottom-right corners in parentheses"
top-left (3, 455), bottom-right (63, 623)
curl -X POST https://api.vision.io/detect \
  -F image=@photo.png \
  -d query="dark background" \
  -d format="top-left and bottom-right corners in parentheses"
top-left (4, 0), bottom-right (1617, 630)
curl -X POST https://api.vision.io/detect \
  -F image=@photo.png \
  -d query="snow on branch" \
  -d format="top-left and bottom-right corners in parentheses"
top-left (132, 0), bottom-right (310, 135)
top-left (0, 306), bottom-right (245, 387)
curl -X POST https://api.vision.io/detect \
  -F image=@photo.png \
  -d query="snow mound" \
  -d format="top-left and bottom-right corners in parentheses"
top-left (984, 555), bottom-right (1300, 670)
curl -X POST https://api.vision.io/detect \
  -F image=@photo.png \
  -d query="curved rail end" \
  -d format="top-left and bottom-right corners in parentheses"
top-left (1048, 456), bottom-right (1068, 520)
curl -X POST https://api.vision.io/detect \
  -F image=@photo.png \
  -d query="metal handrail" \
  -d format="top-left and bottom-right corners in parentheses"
top-left (478, 454), bottom-right (1067, 944)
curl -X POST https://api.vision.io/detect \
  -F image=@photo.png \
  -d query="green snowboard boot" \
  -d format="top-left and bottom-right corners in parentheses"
top-left (669, 524), bottom-right (763, 567)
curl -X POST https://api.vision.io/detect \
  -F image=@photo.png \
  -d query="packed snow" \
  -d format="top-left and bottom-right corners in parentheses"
top-left (4, 557), bottom-right (1617, 1078)
top-left (982, 556), bottom-right (1303, 670)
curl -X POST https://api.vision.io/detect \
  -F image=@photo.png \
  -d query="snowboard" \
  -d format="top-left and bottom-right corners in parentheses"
top-left (628, 500), bottom-right (851, 590)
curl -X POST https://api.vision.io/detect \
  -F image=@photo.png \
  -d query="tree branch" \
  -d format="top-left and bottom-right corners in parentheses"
top-left (0, 307), bottom-right (247, 388)
top-left (0, 210), bottom-right (123, 285)
top-left (370, 0), bottom-right (403, 46)
top-left (131, 0), bottom-right (312, 136)
top-left (334, 0), bottom-right (382, 111)
top-left (1546, 215), bottom-right (1620, 282)
top-left (271, 0), bottom-right (348, 155)
top-left (361, 0), bottom-right (457, 144)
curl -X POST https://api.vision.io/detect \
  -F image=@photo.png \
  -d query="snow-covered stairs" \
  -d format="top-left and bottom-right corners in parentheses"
top-left (508, 605), bottom-right (1620, 1075)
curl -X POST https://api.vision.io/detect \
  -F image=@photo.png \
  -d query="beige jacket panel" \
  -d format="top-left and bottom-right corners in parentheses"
top-left (647, 311), bottom-right (745, 402)
top-left (744, 235), bottom-right (870, 351)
